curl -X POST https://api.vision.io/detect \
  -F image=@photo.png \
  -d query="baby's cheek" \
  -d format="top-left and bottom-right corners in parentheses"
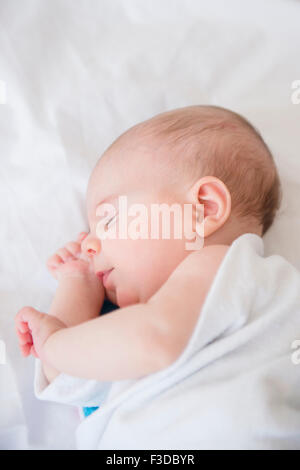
top-left (105, 288), bottom-right (118, 305)
top-left (116, 286), bottom-right (139, 308)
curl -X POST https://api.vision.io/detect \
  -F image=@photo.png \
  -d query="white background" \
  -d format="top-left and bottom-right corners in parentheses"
top-left (0, 0), bottom-right (299, 449)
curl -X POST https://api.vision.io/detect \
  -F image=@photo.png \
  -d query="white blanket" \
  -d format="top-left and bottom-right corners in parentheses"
top-left (1, 0), bottom-right (300, 450)
top-left (34, 233), bottom-right (300, 450)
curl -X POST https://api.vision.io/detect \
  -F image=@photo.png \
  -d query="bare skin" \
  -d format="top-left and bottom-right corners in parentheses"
top-left (28, 232), bottom-right (105, 382)
top-left (15, 243), bottom-right (230, 381)
top-left (15, 138), bottom-right (262, 383)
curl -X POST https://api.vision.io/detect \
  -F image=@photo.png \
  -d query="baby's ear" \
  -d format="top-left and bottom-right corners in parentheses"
top-left (188, 176), bottom-right (231, 238)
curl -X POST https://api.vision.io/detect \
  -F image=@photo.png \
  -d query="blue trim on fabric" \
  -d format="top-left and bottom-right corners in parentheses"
top-left (82, 406), bottom-right (99, 417)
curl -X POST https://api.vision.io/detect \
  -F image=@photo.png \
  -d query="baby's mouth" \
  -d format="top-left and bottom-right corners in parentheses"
top-left (96, 268), bottom-right (114, 287)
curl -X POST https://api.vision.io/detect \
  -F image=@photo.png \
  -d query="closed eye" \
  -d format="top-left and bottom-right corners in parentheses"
top-left (105, 214), bottom-right (117, 229)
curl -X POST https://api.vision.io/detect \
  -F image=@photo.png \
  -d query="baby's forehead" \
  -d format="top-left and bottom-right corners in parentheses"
top-left (89, 106), bottom-right (263, 193)
top-left (92, 132), bottom-right (174, 182)
top-left (86, 148), bottom-right (155, 204)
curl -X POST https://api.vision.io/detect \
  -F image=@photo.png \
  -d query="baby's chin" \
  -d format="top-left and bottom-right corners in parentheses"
top-left (105, 288), bottom-right (118, 306)
top-left (108, 285), bottom-right (140, 308)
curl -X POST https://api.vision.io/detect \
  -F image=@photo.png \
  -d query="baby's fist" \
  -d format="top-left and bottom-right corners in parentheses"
top-left (47, 232), bottom-right (91, 280)
top-left (15, 306), bottom-right (66, 360)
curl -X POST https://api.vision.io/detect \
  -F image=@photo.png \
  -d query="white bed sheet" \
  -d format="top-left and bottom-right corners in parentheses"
top-left (0, 0), bottom-right (299, 450)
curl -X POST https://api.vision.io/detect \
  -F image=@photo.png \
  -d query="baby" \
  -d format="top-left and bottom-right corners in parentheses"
top-left (15, 105), bottom-right (300, 449)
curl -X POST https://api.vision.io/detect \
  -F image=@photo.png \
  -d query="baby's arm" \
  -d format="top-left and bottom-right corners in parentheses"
top-left (42, 233), bottom-right (105, 382)
top-left (43, 274), bottom-right (105, 382)
top-left (16, 244), bottom-right (229, 382)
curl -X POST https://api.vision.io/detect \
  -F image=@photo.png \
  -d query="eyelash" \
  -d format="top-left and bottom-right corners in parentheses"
top-left (105, 214), bottom-right (117, 228)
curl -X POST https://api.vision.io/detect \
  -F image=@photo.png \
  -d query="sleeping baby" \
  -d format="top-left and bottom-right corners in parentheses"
top-left (15, 105), bottom-right (300, 449)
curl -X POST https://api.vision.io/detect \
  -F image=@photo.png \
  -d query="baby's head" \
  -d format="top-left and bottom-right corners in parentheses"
top-left (83, 105), bottom-right (282, 307)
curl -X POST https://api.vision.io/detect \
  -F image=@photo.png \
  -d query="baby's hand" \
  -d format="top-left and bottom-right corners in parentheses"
top-left (15, 306), bottom-right (66, 360)
top-left (47, 232), bottom-right (92, 280)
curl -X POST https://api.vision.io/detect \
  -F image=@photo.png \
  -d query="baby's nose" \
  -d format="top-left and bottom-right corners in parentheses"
top-left (82, 236), bottom-right (101, 256)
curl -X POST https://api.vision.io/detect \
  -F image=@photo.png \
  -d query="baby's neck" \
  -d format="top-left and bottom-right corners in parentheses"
top-left (204, 220), bottom-right (262, 247)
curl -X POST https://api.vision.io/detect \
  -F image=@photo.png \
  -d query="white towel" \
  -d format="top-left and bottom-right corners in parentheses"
top-left (34, 233), bottom-right (300, 450)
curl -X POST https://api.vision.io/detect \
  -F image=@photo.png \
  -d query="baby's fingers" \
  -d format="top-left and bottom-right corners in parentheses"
top-left (55, 247), bottom-right (76, 263)
top-left (15, 307), bottom-right (46, 359)
top-left (15, 306), bottom-right (43, 335)
top-left (16, 323), bottom-right (33, 357)
top-left (77, 232), bottom-right (88, 243)
top-left (47, 253), bottom-right (64, 269)
top-left (30, 344), bottom-right (39, 358)
top-left (17, 320), bottom-right (30, 334)
top-left (47, 243), bottom-right (82, 271)
top-left (16, 328), bottom-right (32, 345)
top-left (65, 241), bottom-right (81, 257)
top-left (20, 342), bottom-right (33, 357)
